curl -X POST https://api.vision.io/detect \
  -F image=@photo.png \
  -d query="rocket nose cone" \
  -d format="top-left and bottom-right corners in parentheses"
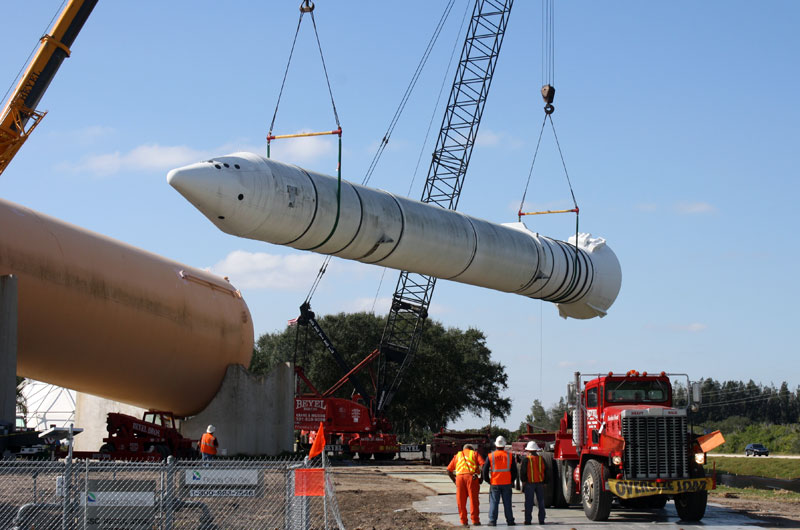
top-left (166, 166), bottom-right (186, 190)
top-left (166, 163), bottom-right (206, 199)
top-left (166, 161), bottom-right (233, 224)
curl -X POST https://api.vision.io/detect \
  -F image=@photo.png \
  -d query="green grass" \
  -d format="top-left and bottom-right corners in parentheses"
top-left (709, 484), bottom-right (800, 501)
top-left (705, 456), bottom-right (800, 480)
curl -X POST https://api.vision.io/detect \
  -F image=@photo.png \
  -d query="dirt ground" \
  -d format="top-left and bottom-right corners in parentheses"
top-left (332, 466), bottom-right (450, 530)
top-left (332, 464), bottom-right (800, 530)
top-left (708, 491), bottom-right (800, 528)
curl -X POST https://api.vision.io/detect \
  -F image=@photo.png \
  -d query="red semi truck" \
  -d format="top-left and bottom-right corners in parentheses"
top-left (514, 371), bottom-right (724, 522)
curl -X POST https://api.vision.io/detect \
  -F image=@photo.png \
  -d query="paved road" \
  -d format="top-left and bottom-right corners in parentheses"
top-left (710, 453), bottom-right (800, 459)
top-left (388, 470), bottom-right (762, 529)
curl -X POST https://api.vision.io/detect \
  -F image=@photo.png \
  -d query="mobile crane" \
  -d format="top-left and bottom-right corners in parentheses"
top-left (0, 0), bottom-right (97, 176)
top-left (294, 0), bottom-right (514, 457)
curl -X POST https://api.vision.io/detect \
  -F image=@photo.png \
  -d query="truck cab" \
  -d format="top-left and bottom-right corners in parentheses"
top-left (554, 371), bottom-right (723, 522)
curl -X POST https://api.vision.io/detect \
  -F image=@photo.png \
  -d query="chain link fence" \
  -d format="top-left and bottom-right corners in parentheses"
top-left (0, 452), bottom-right (344, 529)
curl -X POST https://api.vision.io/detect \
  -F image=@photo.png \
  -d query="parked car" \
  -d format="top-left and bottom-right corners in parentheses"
top-left (745, 443), bottom-right (769, 456)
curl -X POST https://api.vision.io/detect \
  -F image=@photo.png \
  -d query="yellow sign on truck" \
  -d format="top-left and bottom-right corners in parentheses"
top-left (608, 477), bottom-right (715, 499)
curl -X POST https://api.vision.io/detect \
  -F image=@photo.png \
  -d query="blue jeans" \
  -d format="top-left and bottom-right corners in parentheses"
top-left (523, 482), bottom-right (546, 524)
top-left (488, 484), bottom-right (515, 524)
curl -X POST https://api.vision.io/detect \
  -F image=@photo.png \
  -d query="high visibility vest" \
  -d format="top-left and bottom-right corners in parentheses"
top-left (455, 449), bottom-right (479, 475)
top-left (526, 454), bottom-right (546, 483)
top-left (200, 433), bottom-right (217, 455)
top-left (489, 450), bottom-right (512, 485)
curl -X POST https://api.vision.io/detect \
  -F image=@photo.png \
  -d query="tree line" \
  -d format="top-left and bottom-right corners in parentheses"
top-left (250, 309), bottom-right (800, 446)
top-left (250, 311), bottom-right (511, 440)
top-left (690, 378), bottom-right (800, 425)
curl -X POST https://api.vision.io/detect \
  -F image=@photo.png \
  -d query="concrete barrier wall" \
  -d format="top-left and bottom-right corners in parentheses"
top-left (181, 363), bottom-right (294, 456)
top-left (75, 363), bottom-right (294, 456)
top-left (717, 473), bottom-right (800, 493)
top-left (74, 394), bottom-right (146, 451)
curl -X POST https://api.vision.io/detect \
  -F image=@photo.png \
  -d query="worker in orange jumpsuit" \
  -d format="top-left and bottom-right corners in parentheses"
top-left (447, 443), bottom-right (485, 526)
top-left (521, 441), bottom-right (547, 525)
top-left (481, 435), bottom-right (517, 527)
top-left (199, 424), bottom-right (219, 461)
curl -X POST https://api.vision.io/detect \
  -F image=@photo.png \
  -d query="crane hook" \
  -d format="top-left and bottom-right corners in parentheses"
top-left (300, 0), bottom-right (315, 13)
top-left (541, 84), bottom-right (555, 115)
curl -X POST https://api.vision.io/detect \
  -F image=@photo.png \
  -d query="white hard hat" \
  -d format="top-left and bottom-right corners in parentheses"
top-left (525, 441), bottom-right (541, 452)
top-left (207, 424), bottom-right (216, 434)
top-left (495, 435), bottom-right (507, 448)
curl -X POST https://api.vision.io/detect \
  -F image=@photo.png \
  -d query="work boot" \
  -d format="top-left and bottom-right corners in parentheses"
top-left (487, 523), bottom-right (496, 527)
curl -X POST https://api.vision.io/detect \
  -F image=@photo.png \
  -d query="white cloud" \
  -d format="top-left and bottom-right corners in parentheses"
top-left (75, 125), bottom-right (117, 144)
top-left (674, 201), bottom-right (716, 214)
top-left (673, 323), bottom-right (708, 333)
top-left (342, 296), bottom-right (393, 314)
top-left (635, 202), bottom-right (658, 212)
top-left (476, 129), bottom-right (524, 149)
top-left (61, 144), bottom-right (209, 177)
top-left (210, 250), bottom-right (327, 290)
top-left (210, 249), bottom-right (382, 292)
top-left (477, 129), bottom-right (502, 146)
top-left (60, 131), bottom-right (337, 177)
top-left (267, 131), bottom-right (335, 166)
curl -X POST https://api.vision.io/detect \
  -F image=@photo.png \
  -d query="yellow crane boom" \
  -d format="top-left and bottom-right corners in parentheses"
top-left (0, 0), bottom-right (97, 176)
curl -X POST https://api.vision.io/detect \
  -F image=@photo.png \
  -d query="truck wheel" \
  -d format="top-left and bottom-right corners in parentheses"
top-left (99, 443), bottom-right (114, 454)
top-left (561, 461), bottom-right (580, 505)
top-left (155, 444), bottom-right (170, 461)
top-left (542, 452), bottom-right (561, 508)
top-left (675, 467), bottom-right (708, 521)
top-left (675, 490), bottom-right (707, 521)
top-left (581, 459), bottom-right (611, 521)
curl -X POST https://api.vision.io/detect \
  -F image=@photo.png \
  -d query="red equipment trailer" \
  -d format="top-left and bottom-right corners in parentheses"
top-left (71, 410), bottom-right (198, 461)
top-left (429, 428), bottom-right (491, 466)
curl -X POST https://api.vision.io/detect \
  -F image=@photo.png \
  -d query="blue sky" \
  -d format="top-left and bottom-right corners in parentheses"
top-left (3, 1), bottom-right (798, 431)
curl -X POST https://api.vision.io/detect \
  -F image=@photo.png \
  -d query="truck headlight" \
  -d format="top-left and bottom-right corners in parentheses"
top-left (694, 453), bottom-right (706, 465)
top-left (612, 455), bottom-right (622, 465)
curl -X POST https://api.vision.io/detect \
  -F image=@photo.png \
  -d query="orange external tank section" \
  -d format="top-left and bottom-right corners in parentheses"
top-left (0, 197), bottom-right (253, 416)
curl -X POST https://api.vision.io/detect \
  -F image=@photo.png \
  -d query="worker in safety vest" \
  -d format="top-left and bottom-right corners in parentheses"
top-left (520, 441), bottom-right (547, 525)
top-left (481, 435), bottom-right (517, 526)
top-left (199, 424), bottom-right (219, 461)
top-left (447, 443), bottom-right (485, 526)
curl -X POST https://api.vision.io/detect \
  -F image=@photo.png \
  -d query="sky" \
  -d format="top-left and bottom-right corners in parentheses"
top-left (3, 1), bottom-right (799, 432)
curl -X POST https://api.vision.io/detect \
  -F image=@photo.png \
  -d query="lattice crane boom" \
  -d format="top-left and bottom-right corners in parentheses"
top-left (375, 0), bottom-right (514, 415)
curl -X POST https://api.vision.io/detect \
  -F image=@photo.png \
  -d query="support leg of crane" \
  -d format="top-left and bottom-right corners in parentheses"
top-left (0, 275), bottom-right (18, 427)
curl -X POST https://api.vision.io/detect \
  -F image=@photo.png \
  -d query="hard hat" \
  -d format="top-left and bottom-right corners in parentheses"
top-left (495, 435), bottom-right (507, 448)
top-left (463, 443), bottom-right (475, 451)
top-left (525, 441), bottom-right (541, 452)
top-left (207, 425), bottom-right (216, 434)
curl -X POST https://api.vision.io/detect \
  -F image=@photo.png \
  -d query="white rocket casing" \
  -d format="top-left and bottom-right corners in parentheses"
top-left (168, 152), bottom-right (621, 319)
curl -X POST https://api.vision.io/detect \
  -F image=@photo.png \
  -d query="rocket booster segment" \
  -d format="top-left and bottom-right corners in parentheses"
top-left (0, 197), bottom-right (253, 416)
top-left (168, 152), bottom-right (621, 319)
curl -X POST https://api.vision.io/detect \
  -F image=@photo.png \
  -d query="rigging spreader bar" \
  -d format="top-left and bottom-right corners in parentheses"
top-left (267, 127), bottom-right (342, 141)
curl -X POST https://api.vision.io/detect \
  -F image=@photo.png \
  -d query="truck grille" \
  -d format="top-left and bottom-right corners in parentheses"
top-left (621, 412), bottom-right (688, 479)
